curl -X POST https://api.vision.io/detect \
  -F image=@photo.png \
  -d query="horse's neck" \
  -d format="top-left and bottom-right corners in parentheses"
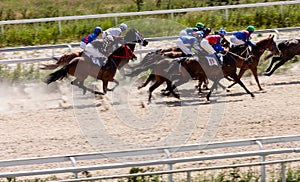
top-left (253, 40), bottom-right (269, 56)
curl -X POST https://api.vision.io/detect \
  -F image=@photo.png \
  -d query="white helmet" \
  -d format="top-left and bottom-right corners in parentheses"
top-left (120, 23), bottom-right (128, 31)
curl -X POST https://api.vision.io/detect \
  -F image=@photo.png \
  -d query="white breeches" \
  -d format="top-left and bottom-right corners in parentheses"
top-left (175, 38), bottom-right (194, 55)
top-left (179, 30), bottom-right (188, 37)
top-left (200, 39), bottom-right (215, 55)
top-left (80, 41), bottom-right (87, 50)
top-left (229, 35), bottom-right (245, 46)
top-left (84, 43), bottom-right (103, 58)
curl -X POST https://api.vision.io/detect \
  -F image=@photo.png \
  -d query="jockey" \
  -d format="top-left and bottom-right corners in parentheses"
top-left (80, 27), bottom-right (102, 50)
top-left (200, 28), bottom-right (228, 64)
top-left (102, 23), bottom-right (127, 43)
top-left (229, 26), bottom-right (255, 47)
top-left (175, 31), bottom-right (203, 56)
top-left (179, 22), bottom-right (208, 38)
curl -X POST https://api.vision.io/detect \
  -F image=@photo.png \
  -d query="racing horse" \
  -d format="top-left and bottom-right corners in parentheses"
top-left (40, 29), bottom-right (147, 69)
top-left (263, 38), bottom-right (300, 76)
top-left (227, 34), bottom-right (279, 90)
top-left (43, 29), bottom-right (148, 94)
top-left (137, 52), bottom-right (254, 103)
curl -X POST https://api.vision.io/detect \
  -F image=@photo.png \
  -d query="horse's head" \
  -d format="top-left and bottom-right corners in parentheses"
top-left (124, 29), bottom-right (148, 47)
top-left (256, 34), bottom-right (280, 55)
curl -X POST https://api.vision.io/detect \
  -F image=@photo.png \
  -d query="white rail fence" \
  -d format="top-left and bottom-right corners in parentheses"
top-left (0, 1), bottom-right (299, 33)
top-left (1, 135), bottom-right (300, 182)
top-left (0, 27), bottom-right (299, 65)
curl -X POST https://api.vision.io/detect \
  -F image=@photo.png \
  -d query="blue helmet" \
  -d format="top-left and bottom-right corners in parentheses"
top-left (94, 27), bottom-right (102, 34)
top-left (218, 28), bottom-right (227, 35)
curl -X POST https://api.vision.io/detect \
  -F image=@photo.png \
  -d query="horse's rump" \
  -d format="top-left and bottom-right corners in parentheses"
top-left (278, 39), bottom-right (300, 51)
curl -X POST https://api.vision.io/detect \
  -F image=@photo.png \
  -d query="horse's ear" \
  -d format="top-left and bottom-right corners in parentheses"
top-left (271, 34), bottom-right (274, 39)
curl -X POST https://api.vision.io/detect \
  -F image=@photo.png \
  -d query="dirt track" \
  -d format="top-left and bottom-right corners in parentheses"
top-left (0, 31), bottom-right (300, 179)
top-left (1, 62), bottom-right (300, 157)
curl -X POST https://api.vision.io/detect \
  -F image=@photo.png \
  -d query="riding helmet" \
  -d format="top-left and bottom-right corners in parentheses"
top-left (246, 26), bottom-right (255, 32)
top-left (120, 23), bottom-right (128, 31)
top-left (218, 28), bottom-right (227, 35)
top-left (94, 27), bottom-right (102, 34)
top-left (195, 22), bottom-right (204, 29)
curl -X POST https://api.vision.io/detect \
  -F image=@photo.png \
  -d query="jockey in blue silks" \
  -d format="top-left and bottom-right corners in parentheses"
top-left (229, 26), bottom-right (255, 47)
top-left (80, 27), bottom-right (102, 50)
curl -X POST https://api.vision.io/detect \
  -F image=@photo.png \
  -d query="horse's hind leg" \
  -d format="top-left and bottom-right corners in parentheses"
top-left (148, 79), bottom-right (164, 103)
top-left (206, 81), bottom-right (217, 101)
top-left (71, 79), bottom-right (87, 95)
top-left (138, 74), bottom-right (155, 89)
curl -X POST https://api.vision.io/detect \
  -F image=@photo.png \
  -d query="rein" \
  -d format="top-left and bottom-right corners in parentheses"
top-left (112, 45), bottom-right (134, 59)
top-left (227, 51), bottom-right (252, 61)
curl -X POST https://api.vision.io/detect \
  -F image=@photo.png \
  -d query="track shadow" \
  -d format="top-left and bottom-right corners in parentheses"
top-left (267, 81), bottom-right (300, 86)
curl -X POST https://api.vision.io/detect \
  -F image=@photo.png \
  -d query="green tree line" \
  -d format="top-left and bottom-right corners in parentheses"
top-left (0, 0), bottom-right (299, 47)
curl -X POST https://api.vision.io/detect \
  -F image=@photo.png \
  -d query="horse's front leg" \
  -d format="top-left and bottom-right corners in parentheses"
top-left (264, 56), bottom-right (281, 73)
top-left (106, 79), bottom-right (119, 91)
top-left (102, 80), bottom-right (109, 94)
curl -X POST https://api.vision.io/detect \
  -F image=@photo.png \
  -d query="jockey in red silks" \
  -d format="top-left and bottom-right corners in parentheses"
top-left (200, 28), bottom-right (228, 65)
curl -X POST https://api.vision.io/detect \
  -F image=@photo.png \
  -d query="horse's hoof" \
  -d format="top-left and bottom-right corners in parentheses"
top-left (251, 93), bottom-right (255, 97)
top-left (226, 88), bottom-right (231, 92)
top-left (95, 91), bottom-right (104, 95)
top-left (263, 72), bottom-right (271, 76)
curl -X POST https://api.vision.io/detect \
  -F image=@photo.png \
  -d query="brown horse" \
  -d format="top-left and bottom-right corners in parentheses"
top-left (264, 38), bottom-right (300, 76)
top-left (41, 29), bottom-right (146, 70)
top-left (137, 52), bottom-right (254, 103)
top-left (227, 34), bottom-right (279, 90)
top-left (43, 29), bottom-right (148, 94)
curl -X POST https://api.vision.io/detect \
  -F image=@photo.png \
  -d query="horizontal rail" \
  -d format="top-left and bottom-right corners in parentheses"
top-left (0, 26), bottom-right (299, 65)
top-left (0, 148), bottom-right (299, 178)
top-left (0, 1), bottom-right (299, 25)
top-left (0, 135), bottom-right (299, 168)
top-left (58, 158), bottom-right (300, 182)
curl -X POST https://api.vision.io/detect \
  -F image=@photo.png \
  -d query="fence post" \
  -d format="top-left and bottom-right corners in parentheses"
top-left (225, 9), bottom-right (228, 24)
top-left (187, 171), bottom-right (191, 182)
top-left (281, 162), bottom-right (286, 182)
top-left (58, 20), bottom-right (62, 34)
top-left (256, 140), bottom-right (266, 182)
top-left (69, 157), bottom-right (78, 179)
top-left (164, 149), bottom-right (173, 182)
top-left (1, 25), bottom-right (4, 34)
top-left (115, 17), bottom-right (118, 26)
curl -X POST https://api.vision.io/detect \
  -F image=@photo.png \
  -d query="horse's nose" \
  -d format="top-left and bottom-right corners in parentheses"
top-left (143, 40), bottom-right (149, 46)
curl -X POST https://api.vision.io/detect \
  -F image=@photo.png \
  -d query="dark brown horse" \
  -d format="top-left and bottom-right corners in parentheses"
top-left (264, 38), bottom-right (300, 76)
top-left (43, 29), bottom-right (148, 94)
top-left (227, 34), bottom-right (279, 90)
top-left (137, 52), bottom-right (254, 103)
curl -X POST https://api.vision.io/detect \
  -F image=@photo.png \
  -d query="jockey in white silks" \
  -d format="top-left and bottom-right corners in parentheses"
top-left (175, 30), bottom-right (204, 56)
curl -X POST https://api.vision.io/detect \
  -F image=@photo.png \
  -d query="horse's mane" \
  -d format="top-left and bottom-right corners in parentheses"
top-left (255, 36), bottom-right (271, 46)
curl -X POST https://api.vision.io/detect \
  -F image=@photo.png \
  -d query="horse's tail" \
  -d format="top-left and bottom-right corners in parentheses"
top-left (40, 51), bottom-right (81, 70)
top-left (125, 51), bottom-right (163, 76)
top-left (43, 65), bottom-right (69, 84)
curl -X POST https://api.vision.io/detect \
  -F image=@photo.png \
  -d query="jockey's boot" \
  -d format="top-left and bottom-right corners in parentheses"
top-left (214, 52), bottom-right (223, 66)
